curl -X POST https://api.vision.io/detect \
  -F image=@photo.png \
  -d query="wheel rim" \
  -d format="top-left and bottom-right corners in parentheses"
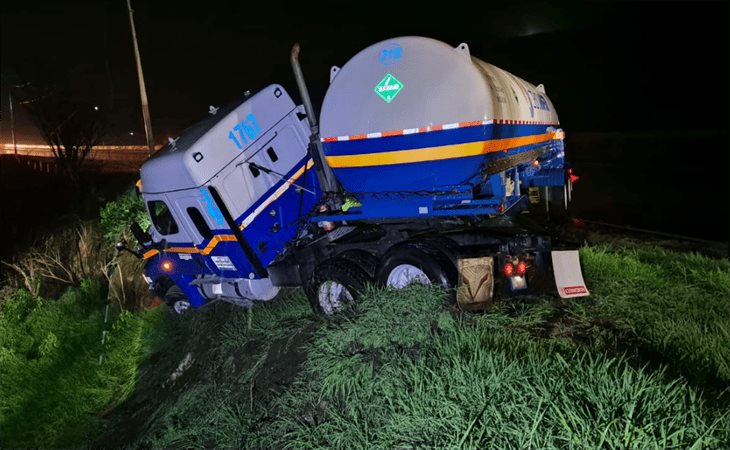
top-left (386, 264), bottom-right (431, 289)
top-left (173, 300), bottom-right (191, 314)
top-left (318, 281), bottom-right (353, 315)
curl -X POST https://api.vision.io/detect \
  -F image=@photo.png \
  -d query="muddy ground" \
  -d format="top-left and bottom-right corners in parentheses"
top-left (94, 299), bottom-right (319, 448)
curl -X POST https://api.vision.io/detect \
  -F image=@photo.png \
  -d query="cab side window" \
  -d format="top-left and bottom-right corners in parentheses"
top-left (187, 207), bottom-right (213, 240)
top-left (148, 200), bottom-right (179, 235)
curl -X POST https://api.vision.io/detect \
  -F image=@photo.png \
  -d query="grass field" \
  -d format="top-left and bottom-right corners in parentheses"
top-left (1, 244), bottom-right (729, 448)
top-left (0, 280), bottom-right (163, 448)
top-left (94, 244), bottom-right (729, 449)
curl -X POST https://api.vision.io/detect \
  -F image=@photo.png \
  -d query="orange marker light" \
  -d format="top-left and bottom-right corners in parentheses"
top-left (161, 261), bottom-right (173, 272)
top-left (532, 160), bottom-right (540, 167)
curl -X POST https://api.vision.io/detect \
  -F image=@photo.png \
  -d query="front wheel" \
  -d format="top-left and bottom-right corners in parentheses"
top-left (164, 285), bottom-right (191, 315)
top-left (306, 259), bottom-right (371, 315)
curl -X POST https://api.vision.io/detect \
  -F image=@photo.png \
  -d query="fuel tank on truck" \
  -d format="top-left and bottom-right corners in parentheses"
top-left (319, 36), bottom-right (561, 194)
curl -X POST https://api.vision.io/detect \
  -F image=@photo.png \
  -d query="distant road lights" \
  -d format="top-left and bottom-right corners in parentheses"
top-left (129, 132), bottom-right (135, 136)
top-left (94, 106), bottom-right (99, 111)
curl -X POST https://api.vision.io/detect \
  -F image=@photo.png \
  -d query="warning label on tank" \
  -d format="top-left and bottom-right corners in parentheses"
top-left (374, 72), bottom-right (403, 103)
top-left (211, 256), bottom-right (237, 271)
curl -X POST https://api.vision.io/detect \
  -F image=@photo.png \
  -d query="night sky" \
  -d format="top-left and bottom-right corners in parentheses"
top-left (1, 1), bottom-right (728, 242)
top-left (3, 1), bottom-right (727, 139)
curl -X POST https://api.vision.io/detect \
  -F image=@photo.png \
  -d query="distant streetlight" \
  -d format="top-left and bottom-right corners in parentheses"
top-left (94, 106), bottom-right (99, 111)
top-left (126, 0), bottom-right (155, 156)
top-left (129, 131), bottom-right (134, 136)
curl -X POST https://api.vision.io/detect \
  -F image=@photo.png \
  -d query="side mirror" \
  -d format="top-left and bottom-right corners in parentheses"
top-left (115, 240), bottom-right (128, 252)
top-left (130, 222), bottom-right (152, 247)
top-left (115, 238), bottom-right (143, 259)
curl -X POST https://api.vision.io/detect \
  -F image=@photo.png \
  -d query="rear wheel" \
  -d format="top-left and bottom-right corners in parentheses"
top-left (376, 244), bottom-right (456, 289)
top-left (306, 259), bottom-right (370, 315)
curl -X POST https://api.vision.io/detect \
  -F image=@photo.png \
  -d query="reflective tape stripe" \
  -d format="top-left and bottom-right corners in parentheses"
top-left (320, 119), bottom-right (560, 142)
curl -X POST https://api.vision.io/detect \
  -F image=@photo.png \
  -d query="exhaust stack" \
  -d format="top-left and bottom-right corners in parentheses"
top-left (290, 43), bottom-right (342, 200)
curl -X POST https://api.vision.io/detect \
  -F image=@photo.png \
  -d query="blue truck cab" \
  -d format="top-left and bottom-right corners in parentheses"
top-left (138, 85), bottom-right (320, 311)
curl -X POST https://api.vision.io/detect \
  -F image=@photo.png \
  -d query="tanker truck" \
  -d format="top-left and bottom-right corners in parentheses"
top-left (121, 36), bottom-right (589, 315)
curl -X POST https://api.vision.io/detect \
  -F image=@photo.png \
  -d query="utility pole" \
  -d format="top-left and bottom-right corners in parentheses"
top-left (126, 0), bottom-right (154, 156)
top-left (8, 92), bottom-right (17, 158)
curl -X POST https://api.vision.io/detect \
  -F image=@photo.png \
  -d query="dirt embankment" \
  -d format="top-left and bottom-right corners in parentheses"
top-left (94, 298), bottom-right (318, 448)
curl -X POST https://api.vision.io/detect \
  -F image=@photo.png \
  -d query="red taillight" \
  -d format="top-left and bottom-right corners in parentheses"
top-left (516, 261), bottom-right (527, 276)
top-left (568, 168), bottom-right (580, 183)
top-left (503, 262), bottom-right (514, 277)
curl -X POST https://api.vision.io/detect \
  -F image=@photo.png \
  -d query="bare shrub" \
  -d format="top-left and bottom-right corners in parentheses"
top-left (104, 251), bottom-right (152, 311)
top-left (1, 220), bottom-right (114, 298)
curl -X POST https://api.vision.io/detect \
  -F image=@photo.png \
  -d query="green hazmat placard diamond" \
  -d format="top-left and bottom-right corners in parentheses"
top-left (374, 72), bottom-right (404, 103)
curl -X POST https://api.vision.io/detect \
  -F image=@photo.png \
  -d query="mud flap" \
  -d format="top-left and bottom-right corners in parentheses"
top-left (456, 257), bottom-right (495, 311)
top-left (551, 250), bottom-right (590, 298)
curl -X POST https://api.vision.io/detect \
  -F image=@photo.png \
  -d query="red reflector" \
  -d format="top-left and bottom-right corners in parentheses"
top-left (567, 168), bottom-right (573, 175)
top-left (516, 261), bottom-right (527, 275)
top-left (503, 262), bottom-right (514, 277)
top-left (570, 174), bottom-right (580, 183)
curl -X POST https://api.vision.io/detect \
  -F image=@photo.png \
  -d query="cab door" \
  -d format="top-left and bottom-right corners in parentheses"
top-left (173, 193), bottom-right (248, 278)
top-left (238, 121), bottom-right (316, 266)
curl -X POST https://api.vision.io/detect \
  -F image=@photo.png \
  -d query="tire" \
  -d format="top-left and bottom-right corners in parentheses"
top-left (306, 259), bottom-right (371, 315)
top-left (164, 284), bottom-right (191, 315)
top-left (338, 250), bottom-right (378, 280)
top-left (547, 183), bottom-right (571, 223)
top-left (375, 244), bottom-right (456, 290)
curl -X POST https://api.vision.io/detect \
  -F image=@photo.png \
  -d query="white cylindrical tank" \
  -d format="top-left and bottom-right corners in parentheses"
top-left (319, 36), bottom-right (562, 194)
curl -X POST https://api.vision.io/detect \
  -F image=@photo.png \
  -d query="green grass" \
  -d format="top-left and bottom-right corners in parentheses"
top-left (3, 244), bottom-right (729, 449)
top-left (579, 245), bottom-right (730, 385)
top-left (107, 246), bottom-right (729, 449)
top-left (0, 279), bottom-right (163, 448)
top-left (255, 284), bottom-right (728, 449)
top-left (95, 289), bottom-right (318, 449)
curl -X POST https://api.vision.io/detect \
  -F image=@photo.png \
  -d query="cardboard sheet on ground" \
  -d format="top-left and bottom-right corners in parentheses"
top-left (551, 250), bottom-right (590, 298)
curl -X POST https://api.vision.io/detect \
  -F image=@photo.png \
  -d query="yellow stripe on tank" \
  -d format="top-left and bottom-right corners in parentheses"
top-left (325, 132), bottom-right (561, 169)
